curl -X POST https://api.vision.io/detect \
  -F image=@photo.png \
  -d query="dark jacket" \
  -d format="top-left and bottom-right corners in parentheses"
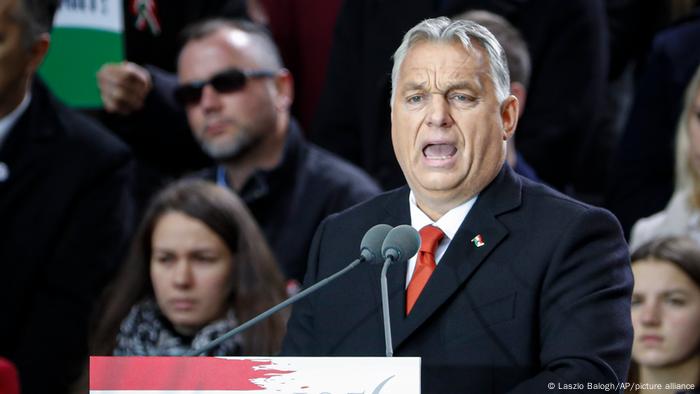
top-left (0, 80), bottom-right (135, 394)
top-left (198, 120), bottom-right (381, 282)
top-left (283, 165), bottom-right (633, 393)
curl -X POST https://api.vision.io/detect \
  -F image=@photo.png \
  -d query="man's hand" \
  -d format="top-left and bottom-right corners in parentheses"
top-left (97, 62), bottom-right (153, 115)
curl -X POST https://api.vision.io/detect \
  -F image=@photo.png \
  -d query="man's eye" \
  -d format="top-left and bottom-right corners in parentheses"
top-left (407, 95), bottom-right (423, 104)
top-left (450, 93), bottom-right (472, 102)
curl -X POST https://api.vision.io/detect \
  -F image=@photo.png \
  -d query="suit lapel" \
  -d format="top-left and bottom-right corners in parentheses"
top-left (392, 166), bottom-right (523, 349)
top-left (0, 82), bottom-right (57, 211)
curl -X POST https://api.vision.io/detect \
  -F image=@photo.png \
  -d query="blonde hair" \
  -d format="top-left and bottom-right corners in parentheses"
top-left (674, 64), bottom-right (700, 208)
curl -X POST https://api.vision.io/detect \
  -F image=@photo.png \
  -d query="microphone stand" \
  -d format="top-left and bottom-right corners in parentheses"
top-left (186, 258), bottom-right (363, 356)
top-left (380, 256), bottom-right (394, 357)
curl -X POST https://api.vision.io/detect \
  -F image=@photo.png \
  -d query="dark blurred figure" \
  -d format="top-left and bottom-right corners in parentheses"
top-left (259, 0), bottom-right (344, 132)
top-left (0, 1), bottom-right (135, 393)
top-left (176, 19), bottom-right (380, 285)
top-left (607, 3), bottom-right (700, 237)
top-left (311, 0), bottom-right (608, 192)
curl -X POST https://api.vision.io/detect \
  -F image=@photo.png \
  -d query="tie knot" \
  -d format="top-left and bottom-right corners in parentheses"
top-left (419, 225), bottom-right (444, 254)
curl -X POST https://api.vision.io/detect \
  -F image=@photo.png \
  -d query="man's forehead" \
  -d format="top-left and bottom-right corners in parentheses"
top-left (182, 29), bottom-right (266, 68)
top-left (398, 43), bottom-right (487, 89)
top-left (400, 41), bottom-right (486, 77)
top-left (182, 35), bottom-right (250, 67)
top-left (221, 28), bottom-right (253, 49)
top-left (189, 31), bottom-right (247, 55)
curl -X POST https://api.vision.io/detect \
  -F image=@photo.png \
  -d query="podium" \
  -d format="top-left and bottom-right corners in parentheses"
top-left (90, 356), bottom-right (420, 393)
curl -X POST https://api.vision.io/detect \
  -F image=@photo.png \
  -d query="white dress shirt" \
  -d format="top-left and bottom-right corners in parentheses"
top-left (0, 92), bottom-right (31, 149)
top-left (405, 191), bottom-right (477, 287)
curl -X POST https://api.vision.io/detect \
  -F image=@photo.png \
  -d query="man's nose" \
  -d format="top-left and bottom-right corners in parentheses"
top-left (200, 84), bottom-right (223, 112)
top-left (426, 95), bottom-right (454, 129)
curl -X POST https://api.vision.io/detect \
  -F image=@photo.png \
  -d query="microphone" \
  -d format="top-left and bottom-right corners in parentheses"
top-left (379, 225), bottom-right (421, 357)
top-left (360, 224), bottom-right (393, 263)
top-left (381, 225), bottom-right (421, 264)
top-left (186, 223), bottom-right (393, 356)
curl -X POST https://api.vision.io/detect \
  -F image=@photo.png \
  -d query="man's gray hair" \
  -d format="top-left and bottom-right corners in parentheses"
top-left (456, 10), bottom-right (531, 89)
top-left (179, 18), bottom-right (283, 70)
top-left (390, 16), bottom-right (511, 106)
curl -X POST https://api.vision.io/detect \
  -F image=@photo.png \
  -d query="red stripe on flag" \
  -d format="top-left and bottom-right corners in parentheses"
top-left (90, 357), bottom-right (293, 390)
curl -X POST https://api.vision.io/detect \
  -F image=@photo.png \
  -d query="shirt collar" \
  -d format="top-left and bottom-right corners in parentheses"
top-left (0, 92), bottom-right (31, 149)
top-left (215, 165), bottom-right (269, 202)
top-left (215, 119), bottom-right (304, 203)
top-left (408, 190), bottom-right (478, 241)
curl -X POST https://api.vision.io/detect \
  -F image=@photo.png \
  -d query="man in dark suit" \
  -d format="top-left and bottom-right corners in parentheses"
top-left (283, 17), bottom-right (633, 393)
top-left (0, 1), bottom-right (135, 393)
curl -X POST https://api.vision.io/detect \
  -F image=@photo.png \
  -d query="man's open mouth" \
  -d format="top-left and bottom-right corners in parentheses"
top-left (423, 143), bottom-right (457, 159)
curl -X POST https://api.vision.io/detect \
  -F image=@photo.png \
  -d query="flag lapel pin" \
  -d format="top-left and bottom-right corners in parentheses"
top-left (471, 234), bottom-right (485, 248)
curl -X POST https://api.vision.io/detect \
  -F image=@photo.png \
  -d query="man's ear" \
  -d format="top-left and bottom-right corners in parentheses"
top-left (500, 94), bottom-right (519, 141)
top-left (27, 32), bottom-right (50, 74)
top-left (510, 81), bottom-right (527, 113)
top-left (273, 68), bottom-right (294, 111)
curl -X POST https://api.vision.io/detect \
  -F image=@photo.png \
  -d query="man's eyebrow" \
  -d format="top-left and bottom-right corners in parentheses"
top-left (400, 80), bottom-right (482, 94)
top-left (444, 81), bottom-right (479, 91)
top-left (400, 81), bottom-right (428, 92)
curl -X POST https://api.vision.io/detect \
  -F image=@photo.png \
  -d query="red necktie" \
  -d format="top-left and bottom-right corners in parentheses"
top-left (406, 225), bottom-right (445, 314)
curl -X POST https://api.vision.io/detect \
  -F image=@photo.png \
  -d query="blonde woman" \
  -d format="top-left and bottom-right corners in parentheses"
top-left (630, 64), bottom-right (700, 250)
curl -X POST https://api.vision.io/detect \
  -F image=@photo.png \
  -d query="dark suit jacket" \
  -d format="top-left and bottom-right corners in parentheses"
top-left (283, 166), bottom-right (633, 393)
top-left (197, 120), bottom-right (380, 282)
top-left (0, 80), bottom-right (135, 394)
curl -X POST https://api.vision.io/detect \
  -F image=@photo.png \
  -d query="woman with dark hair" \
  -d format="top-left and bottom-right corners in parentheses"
top-left (90, 179), bottom-right (288, 356)
top-left (627, 236), bottom-right (700, 394)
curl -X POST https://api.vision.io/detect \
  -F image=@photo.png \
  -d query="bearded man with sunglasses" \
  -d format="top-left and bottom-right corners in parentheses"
top-left (176, 19), bottom-right (380, 286)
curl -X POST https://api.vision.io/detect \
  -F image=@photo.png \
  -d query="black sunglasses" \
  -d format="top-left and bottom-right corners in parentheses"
top-left (174, 68), bottom-right (277, 105)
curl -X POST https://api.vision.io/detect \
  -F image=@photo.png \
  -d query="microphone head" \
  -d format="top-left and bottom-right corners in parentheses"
top-left (381, 225), bottom-right (420, 263)
top-left (360, 224), bottom-right (393, 263)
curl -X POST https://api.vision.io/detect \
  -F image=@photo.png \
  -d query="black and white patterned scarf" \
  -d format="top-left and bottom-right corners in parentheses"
top-left (113, 299), bottom-right (242, 356)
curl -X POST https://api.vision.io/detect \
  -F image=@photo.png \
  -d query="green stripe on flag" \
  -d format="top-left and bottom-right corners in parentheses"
top-left (39, 28), bottom-right (123, 108)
